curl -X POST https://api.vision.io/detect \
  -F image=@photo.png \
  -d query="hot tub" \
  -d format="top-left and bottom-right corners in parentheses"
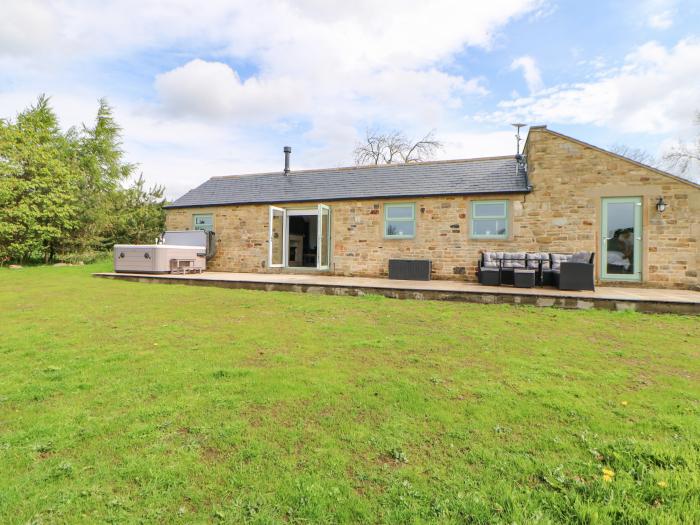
top-left (113, 230), bottom-right (216, 274)
top-left (113, 244), bottom-right (206, 273)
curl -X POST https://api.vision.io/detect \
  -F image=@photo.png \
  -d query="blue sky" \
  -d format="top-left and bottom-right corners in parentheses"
top-left (1, 0), bottom-right (699, 197)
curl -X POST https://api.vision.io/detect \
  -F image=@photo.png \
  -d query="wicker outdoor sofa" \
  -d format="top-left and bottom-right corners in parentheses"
top-left (477, 251), bottom-right (595, 291)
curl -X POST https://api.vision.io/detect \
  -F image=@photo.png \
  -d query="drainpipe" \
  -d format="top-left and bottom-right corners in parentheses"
top-left (518, 154), bottom-right (532, 192)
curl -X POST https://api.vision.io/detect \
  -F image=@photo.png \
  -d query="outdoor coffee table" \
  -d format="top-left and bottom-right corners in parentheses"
top-left (513, 268), bottom-right (536, 288)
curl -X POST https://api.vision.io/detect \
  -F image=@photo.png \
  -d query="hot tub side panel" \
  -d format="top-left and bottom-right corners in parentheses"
top-left (153, 246), bottom-right (206, 272)
top-left (114, 245), bottom-right (158, 273)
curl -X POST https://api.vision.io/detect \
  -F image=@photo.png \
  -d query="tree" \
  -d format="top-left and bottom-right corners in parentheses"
top-left (66, 98), bottom-right (138, 254)
top-left (353, 129), bottom-right (442, 165)
top-left (663, 111), bottom-right (700, 179)
top-left (0, 95), bottom-right (166, 265)
top-left (0, 95), bottom-right (82, 263)
top-left (609, 144), bottom-right (658, 167)
top-left (105, 174), bottom-right (166, 246)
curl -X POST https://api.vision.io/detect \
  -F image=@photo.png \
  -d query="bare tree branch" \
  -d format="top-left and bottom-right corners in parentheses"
top-left (353, 129), bottom-right (442, 166)
top-left (661, 110), bottom-right (700, 180)
top-left (401, 130), bottom-right (441, 163)
top-left (609, 144), bottom-right (658, 167)
top-left (663, 144), bottom-right (700, 173)
top-left (353, 129), bottom-right (383, 165)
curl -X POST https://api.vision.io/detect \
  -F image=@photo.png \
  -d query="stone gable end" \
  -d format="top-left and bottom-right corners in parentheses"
top-left (524, 128), bottom-right (700, 289)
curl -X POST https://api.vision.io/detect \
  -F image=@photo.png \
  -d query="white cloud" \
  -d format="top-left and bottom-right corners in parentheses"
top-left (155, 60), bottom-right (241, 119)
top-left (527, 0), bottom-right (558, 22)
top-left (154, 59), bottom-right (304, 122)
top-left (648, 11), bottom-right (674, 29)
top-left (482, 39), bottom-right (700, 136)
top-left (148, 1), bottom-right (530, 127)
top-left (510, 56), bottom-right (544, 94)
top-left (0, 1), bottom-right (540, 64)
top-left (643, 0), bottom-right (676, 29)
top-left (0, 1), bottom-right (59, 57)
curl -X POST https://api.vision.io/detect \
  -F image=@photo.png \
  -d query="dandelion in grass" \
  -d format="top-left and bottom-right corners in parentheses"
top-left (602, 468), bottom-right (615, 482)
top-left (657, 480), bottom-right (668, 488)
top-left (621, 400), bottom-right (628, 406)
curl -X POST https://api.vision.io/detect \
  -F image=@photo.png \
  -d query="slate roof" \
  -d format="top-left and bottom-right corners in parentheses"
top-left (165, 156), bottom-right (530, 209)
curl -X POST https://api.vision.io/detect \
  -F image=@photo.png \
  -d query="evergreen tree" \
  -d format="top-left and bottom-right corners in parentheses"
top-left (0, 96), bottom-right (166, 265)
top-left (67, 98), bottom-right (137, 253)
top-left (0, 96), bottom-right (81, 263)
top-left (107, 174), bottom-right (166, 246)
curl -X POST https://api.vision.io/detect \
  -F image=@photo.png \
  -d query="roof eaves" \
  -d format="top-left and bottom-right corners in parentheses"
top-left (163, 187), bottom-right (532, 209)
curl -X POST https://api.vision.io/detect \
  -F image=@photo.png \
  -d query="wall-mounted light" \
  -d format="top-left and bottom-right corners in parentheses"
top-left (656, 196), bottom-right (668, 213)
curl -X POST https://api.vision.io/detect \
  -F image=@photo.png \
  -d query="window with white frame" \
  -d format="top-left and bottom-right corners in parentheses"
top-left (384, 203), bottom-right (416, 238)
top-left (470, 200), bottom-right (509, 239)
top-left (193, 213), bottom-right (213, 231)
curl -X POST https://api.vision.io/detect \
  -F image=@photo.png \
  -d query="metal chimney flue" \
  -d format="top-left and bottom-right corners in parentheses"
top-left (283, 146), bottom-right (291, 175)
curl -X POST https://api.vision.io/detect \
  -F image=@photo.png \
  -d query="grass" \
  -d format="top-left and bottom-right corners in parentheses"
top-left (0, 261), bottom-right (698, 524)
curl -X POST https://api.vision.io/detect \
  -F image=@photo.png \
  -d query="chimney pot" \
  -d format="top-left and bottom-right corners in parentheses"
top-left (283, 146), bottom-right (291, 175)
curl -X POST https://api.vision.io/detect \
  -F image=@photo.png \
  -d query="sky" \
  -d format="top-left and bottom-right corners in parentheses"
top-left (1, 0), bottom-right (699, 198)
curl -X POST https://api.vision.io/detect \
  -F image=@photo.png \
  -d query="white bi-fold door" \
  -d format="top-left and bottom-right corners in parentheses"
top-left (268, 204), bottom-right (331, 269)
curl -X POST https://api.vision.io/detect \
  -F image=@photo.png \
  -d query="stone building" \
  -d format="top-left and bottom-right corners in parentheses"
top-left (165, 127), bottom-right (700, 290)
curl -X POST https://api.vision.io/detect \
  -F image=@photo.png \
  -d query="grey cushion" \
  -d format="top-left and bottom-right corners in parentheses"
top-left (550, 253), bottom-right (572, 271)
top-left (502, 252), bottom-right (526, 268)
top-left (480, 266), bottom-right (499, 273)
top-left (482, 251), bottom-right (503, 268)
top-left (526, 252), bottom-right (551, 270)
top-left (571, 251), bottom-right (592, 263)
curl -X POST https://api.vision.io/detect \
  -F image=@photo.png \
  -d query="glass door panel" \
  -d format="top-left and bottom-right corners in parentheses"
top-left (269, 206), bottom-right (286, 267)
top-left (601, 197), bottom-right (642, 281)
top-left (317, 204), bottom-right (331, 269)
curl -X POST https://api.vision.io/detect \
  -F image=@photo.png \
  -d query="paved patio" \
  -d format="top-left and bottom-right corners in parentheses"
top-left (93, 271), bottom-right (700, 315)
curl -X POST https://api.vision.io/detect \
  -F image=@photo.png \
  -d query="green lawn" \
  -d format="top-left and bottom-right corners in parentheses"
top-left (0, 262), bottom-right (698, 524)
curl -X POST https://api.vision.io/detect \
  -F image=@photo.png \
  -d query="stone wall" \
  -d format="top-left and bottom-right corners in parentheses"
top-left (166, 128), bottom-right (700, 289)
top-left (522, 128), bottom-right (700, 290)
